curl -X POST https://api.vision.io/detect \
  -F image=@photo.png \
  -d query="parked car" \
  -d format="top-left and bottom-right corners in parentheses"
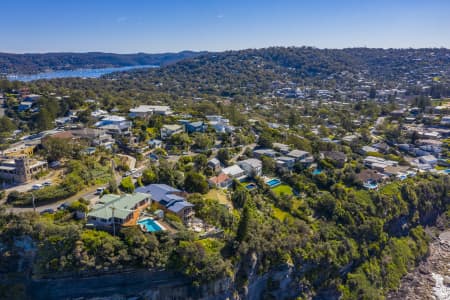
top-left (95, 187), bottom-right (105, 195)
top-left (40, 208), bottom-right (54, 215)
top-left (57, 202), bottom-right (70, 210)
top-left (32, 184), bottom-right (43, 191)
top-left (43, 180), bottom-right (52, 186)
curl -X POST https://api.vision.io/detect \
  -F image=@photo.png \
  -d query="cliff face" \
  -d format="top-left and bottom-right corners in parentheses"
top-left (27, 252), bottom-right (303, 300)
top-left (388, 230), bottom-right (450, 300)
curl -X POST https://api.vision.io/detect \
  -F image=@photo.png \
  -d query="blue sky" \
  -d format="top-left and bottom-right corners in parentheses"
top-left (1, 0), bottom-right (450, 53)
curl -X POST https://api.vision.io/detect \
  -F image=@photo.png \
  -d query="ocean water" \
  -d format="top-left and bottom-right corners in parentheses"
top-left (6, 65), bottom-right (157, 82)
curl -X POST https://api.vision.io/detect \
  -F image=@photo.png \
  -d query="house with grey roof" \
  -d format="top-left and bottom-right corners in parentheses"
top-left (237, 158), bottom-right (263, 177)
top-left (160, 124), bottom-right (184, 140)
top-left (136, 184), bottom-right (194, 223)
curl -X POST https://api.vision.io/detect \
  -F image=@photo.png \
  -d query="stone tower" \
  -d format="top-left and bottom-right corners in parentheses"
top-left (14, 157), bottom-right (31, 183)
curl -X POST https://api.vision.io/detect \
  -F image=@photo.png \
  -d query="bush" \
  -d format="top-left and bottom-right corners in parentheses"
top-left (120, 176), bottom-right (135, 193)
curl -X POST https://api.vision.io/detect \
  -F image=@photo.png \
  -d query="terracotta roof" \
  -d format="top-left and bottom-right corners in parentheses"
top-left (209, 173), bottom-right (230, 184)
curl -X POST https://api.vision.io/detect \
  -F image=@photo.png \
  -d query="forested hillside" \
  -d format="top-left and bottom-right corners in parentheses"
top-left (0, 51), bottom-right (204, 74)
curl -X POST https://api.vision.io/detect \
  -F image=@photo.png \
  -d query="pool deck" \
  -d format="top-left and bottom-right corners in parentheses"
top-left (122, 202), bottom-right (150, 227)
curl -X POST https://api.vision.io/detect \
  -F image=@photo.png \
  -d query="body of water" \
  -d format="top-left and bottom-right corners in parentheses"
top-left (6, 65), bottom-right (157, 82)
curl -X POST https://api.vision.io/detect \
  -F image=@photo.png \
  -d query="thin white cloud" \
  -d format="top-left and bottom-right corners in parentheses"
top-left (116, 16), bottom-right (128, 23)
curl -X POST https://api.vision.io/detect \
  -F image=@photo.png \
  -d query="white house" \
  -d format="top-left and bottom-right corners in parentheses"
top-left (237, 158), bottom-right (262, 177)
top-left (160, 124), bottom-right (184, 140)
top-left (221, 165), bottom-right (246, 180)
top-left (129, 105), bottom-right (172, 118)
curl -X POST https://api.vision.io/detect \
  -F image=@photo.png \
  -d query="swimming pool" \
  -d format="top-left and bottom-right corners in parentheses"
top-left (138, 218), bottom-right (163, 232)
top-left (246, 183), bottom-right (257, 190)
top-left (363, 181), bottom-right (378, 190)
top-left (266, 178), bottom-right (281, 187)
top-left (312, 169), bottom-right (323, 175)
top-left (445, 169), bottom-right (450, 174)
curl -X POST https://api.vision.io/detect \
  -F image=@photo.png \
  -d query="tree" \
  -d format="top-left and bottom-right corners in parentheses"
top-left (108, 179), bottom-right (118, 194)
top-left (194, 154), bottom-right (208, 171)
top-left (236, 206), bottom-right (250, 243)
top-left (258, 131), bottom-right (274, 148)
top-left (217, 149), bottom-right (230, 166)
top-left (184, 172), bottom-right (209, 194)
top-left (120, 176), bottom-right (135, 193)
top-left (34, 108), bottom-right (53, 131)
top-left (0, 117), bottom-right (16, 134)
top-left (261, 156), bottom-right (276, 175)
top-left (141, 168), bottom-right (157, 185)
top-left (41, 137), bottom-right (74, 161)
top-left (232, 184), bottom-right (251, 208)
top-left (192, 133), bottom-right (213, 150)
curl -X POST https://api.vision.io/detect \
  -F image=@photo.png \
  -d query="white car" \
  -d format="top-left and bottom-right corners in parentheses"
top-left (43, 181), bottom-right (52, 186)
top-left (32, 184), bottom-right (43, 191)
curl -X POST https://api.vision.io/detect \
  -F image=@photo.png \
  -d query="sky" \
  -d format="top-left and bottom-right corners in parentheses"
top-left (1, 0), bottom-right (450, 53)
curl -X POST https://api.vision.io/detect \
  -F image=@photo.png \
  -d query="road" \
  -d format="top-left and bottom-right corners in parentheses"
top-left (1, 143), bottom-right (257, 214)
top-left (229, 143), bottom-right (257, 163)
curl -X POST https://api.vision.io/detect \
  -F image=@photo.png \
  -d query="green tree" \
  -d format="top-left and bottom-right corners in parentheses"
top-left (184, 172), bottom-right (209, 194)
top-left (141, 168), bottom-right (157, 185)
top-left (120, 176), bottom-right (135, 193)
top-left (236, 206), bottom-right (250, 243)
top-left (34, 108), bottom-right (53, 131)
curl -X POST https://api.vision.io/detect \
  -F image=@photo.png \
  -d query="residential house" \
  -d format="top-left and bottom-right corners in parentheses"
top-left (129, 105), bottom-right (172, 118)
top-left (320, 151), bottom-right (348, 167)
top-left (372, 142), bottom-right (390, 154)
top-left (287, 150), bottom-right (310, 161)
top-left (160, 124), bottom-right (184, 140)
top-left (207, 158), bottom-right (221, 173)
top-left (356, 169), bottom-right (385, 184)
top-left (0, 157), bottom-right (47, 184)
top-left (136, 184), bottom-right (194, 223)
top-left (419, 155), bottom-right (438, 167)
top-left (221, 165), bottom-right (247, 180)
top-left (253, 148), bottom-right (278, 158)
top-left (363, 156), bottom-right (398, 172)
top-left (359, 145), bottom-right (379, 155)
top-left (275, 156), bottom-right (296, 171)
top-left (272, 143), bottom-right (290, 154)
top-left (208, 173), bottom-right (232, 188)
top-left (148, 139), bottom-right (163, 149)
top-left (87, 193), bottom-right (151, 229)
top-left (19, 93), bottom-right (40, 111)
top-left (237, 158), bottom-right (263, 177)
top-left (206, 115), bottom-right (234, 133)
top-left (441, 115), bottom-right (450, 126)
top-left (95, 115), bottom-right (132, 136)
top-left (180, 120), bottom-right (207, 134)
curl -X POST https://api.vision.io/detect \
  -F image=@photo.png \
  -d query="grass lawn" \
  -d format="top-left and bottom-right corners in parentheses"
top-left (206, 189), bottom-right (231, 206)
top-left (272, 206), bottom-right (291, 221)
top-left (271, 184), bottom-right (294, 196)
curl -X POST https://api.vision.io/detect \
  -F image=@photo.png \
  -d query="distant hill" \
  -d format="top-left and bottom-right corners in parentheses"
top-left (110, 47), bottom-right (450, 96)
top-left (0, 51), bottom-right (205, 74)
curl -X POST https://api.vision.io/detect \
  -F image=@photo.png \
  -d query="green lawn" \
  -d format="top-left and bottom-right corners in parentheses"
top-left (272, 206), bottom-right (291, 221)
top-left (271, 184), bottom-right (294, 196)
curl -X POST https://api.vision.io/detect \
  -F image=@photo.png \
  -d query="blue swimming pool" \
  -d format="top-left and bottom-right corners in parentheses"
top-left (312, 169), bottom-right (322, 175)
top-left (138, 218), bottom-right (163, 232)
top-left (246, 183), bottom-right (257, 190)
top-left (445, 169), bottom-right (450, 174)
top-left (266, 178), bottom-right (281, 187)
top-left (363, 181), bottom-right (378, 190)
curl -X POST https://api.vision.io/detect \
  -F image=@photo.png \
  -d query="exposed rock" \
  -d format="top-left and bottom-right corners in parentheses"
top-left (388, 230), bottom-right (450, 300)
